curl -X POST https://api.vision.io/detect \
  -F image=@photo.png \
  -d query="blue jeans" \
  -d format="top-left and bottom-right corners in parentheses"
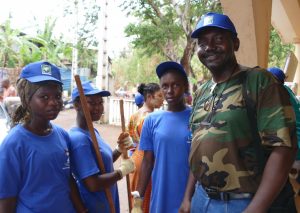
top-left (191, 184), bottom-right (252, 213)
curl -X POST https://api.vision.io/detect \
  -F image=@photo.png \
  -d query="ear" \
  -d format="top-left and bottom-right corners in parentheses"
top-left (233, 37), bottom-right (240, 51)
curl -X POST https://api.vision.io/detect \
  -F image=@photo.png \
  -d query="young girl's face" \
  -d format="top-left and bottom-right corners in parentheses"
top-left (148, 90), bottom-right (164, 108)
top-left (160, 71), bottom-right (187, 108)
top-left (85, 95), bottom-right (104, 122)
top-left (29, 83), bottom-right (63, 121)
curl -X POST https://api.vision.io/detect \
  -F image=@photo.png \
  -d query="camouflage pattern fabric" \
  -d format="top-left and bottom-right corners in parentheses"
top-left (189, 65), bottom-right (297, 193)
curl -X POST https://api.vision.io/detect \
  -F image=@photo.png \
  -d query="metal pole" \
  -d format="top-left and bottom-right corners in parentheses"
top-left (71, 0), bottom-right (79, 92)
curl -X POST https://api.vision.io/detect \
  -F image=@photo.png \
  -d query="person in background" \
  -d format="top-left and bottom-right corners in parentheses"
top-left (267, 67), bottom-right (300, 211)
top-left (0, 78), bottom-right (17, 102)
top-left (69, 81), bottom-right (135, 213)
top-left (128, 83), bottom-right (164, 212)
top-left (180, 12), bottom-right (297, 213)
top-left (0, 61), bottom-right (85, 213)
top-left (131, 61), bottom-right (191, 213)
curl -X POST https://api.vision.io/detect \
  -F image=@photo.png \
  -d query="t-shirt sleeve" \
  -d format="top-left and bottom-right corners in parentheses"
top-left (0, 141), bottom-right (22, 198)
top-left (69, 134), bottom-right (99, 180)
top-left (139, 116), bottom-right (153, 151)
top-left (254, 72), bottom-right (297, 148)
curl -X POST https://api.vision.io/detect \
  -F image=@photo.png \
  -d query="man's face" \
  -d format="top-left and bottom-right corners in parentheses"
top-left (196, 28), bottom-right (239, 72)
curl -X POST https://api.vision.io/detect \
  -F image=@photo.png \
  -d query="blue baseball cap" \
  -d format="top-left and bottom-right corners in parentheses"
top-left (71, 81), bottom-right (111, 102)
top-left (156, 61), bottom-right (187, 79)
top-left (191, 12), bottom-right (237, 38)
top-left (134, 93), bottom-right (144, 106)
top-left (267, 67), bottom-right (286, 84)
top-left (20, 61), bottom-right (62, 84)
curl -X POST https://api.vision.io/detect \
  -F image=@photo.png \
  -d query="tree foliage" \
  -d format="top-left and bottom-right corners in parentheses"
top-left (112, 48), bottom-right (164, 90)
top-left (121, 0), bottom-right (221, 79)
top-left (64, 0), bottom-right (100, 71)
top-left (268, 26), bottom-right (295, 68)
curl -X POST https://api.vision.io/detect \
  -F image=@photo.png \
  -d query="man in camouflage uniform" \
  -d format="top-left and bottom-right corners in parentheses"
top-left (179, 12), bottom-right (297, 213)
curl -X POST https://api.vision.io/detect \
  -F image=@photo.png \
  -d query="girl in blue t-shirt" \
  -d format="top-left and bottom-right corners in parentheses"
top-left (0, 61), bottom-right (85, 213)
top-left (69, 81), bottom-right (135, 213)
top-left (131, 61), bottom-right (192, 213)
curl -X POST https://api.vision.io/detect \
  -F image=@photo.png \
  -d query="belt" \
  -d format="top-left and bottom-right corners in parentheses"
top-left (204, 187), bottom-right (253, 201)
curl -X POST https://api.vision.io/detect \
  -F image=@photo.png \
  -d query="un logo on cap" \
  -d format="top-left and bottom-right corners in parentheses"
top-left (203, 16), bottom-right (214, 26)
top-left (41, 64), bottom-right (52, 75)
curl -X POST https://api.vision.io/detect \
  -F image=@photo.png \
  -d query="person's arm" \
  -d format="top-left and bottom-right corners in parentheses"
top-left (69, 176), bottom-right (88, 213)
top-left (244, 146), bottom-right (296, 213)
top-left (136, 150), bottom-right (154, 196)
top-left (112, 149), bottom-right (122, 162)
top-left (0, 197), bottom-right (17, 213)
top-left (83, 157), bottom-right (134, 192)
top-left (131, 151), bottom-right (154, 213)
top-left (179, 171), bottom-right (197, 213)
top-left (83, 171), bottom-right (122, 192)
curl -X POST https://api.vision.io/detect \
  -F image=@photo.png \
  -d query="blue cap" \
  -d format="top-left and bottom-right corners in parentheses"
top-left (20, 61), bottom-right (62, 84)
top-left (134, 93), bottom-right (144, 106)
top-left (156, 61), bottom-right (187, 79)
top-left (191, 12), bottom-right (237, 38)
top-left (267, 67), bottom-right (286, 84)
top-left (71, 81), bottom-right (111, 102)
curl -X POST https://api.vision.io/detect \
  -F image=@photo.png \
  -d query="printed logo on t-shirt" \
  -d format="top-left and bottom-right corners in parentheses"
top-left (63, 149), bottom-right (70, 170)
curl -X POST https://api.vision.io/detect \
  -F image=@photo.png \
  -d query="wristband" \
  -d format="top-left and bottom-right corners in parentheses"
top-left (131, 191), bottom-right (144, 200)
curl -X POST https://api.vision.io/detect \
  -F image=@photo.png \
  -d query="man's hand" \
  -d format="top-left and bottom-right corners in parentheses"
top-left (178, 199), bottom-right (191, 213)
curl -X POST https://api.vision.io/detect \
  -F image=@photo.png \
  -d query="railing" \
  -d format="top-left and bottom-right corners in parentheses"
top-left (108, 97), bottom-right (138, 126)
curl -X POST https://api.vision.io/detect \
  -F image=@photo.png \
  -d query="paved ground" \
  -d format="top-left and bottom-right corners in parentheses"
top-left (53, 108), bottom-right (130, 213)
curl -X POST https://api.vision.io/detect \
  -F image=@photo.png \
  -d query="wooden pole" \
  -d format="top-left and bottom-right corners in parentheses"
top-left (119, 99), bottom-right (132, 212)
top-left (74, 75), bottom-right (116, 213)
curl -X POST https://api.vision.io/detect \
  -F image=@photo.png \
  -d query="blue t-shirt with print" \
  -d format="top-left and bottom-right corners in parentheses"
top-left (0, 124), bottom-right (75, 213)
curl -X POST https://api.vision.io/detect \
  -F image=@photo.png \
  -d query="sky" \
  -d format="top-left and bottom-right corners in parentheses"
top-left (0, 0), bottom-right (133, 57)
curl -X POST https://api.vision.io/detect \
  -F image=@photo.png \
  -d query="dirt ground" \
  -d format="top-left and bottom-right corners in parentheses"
top-left (52, 108), bottom-right (130, 213)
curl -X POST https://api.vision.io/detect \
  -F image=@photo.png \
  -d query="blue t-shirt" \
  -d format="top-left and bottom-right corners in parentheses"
top-left (139, 107), bottom-right (191, 213)
top-left (68, 127), bottom-right (120, 213)
top-left (285, 85), bottom-right (300, 160)
top-left (0, 124), bottom-right (75, 213)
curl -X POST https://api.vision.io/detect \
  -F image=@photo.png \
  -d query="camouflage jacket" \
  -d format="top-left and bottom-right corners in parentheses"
top-left (189, 65), bottom-right (297, 193)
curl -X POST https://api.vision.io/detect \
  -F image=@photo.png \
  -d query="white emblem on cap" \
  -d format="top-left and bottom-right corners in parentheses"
top-left (203, 16), bottom-right (213, 26)
top-left (41, 64), bottom-right (52, 75)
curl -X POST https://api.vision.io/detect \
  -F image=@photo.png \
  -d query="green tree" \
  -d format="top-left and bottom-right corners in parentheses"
top-left (268, 26), bottom-right (295, 68)
top-left (64, 0), bottom-right (100, 72)
top-left (121, 0), bottom-right (221, 79)
top-left (112, 48), bottom-right (164, 90)
top-left (0, 19), bottom-right (24, 67)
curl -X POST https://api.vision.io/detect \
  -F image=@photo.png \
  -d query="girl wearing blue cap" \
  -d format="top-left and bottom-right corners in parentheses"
top-left (69, 81), bottom-right (135, 213)
top-left (0, 61), bottom-right (85, 212)
top-left (131, 61), bottom-right (191, 213)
